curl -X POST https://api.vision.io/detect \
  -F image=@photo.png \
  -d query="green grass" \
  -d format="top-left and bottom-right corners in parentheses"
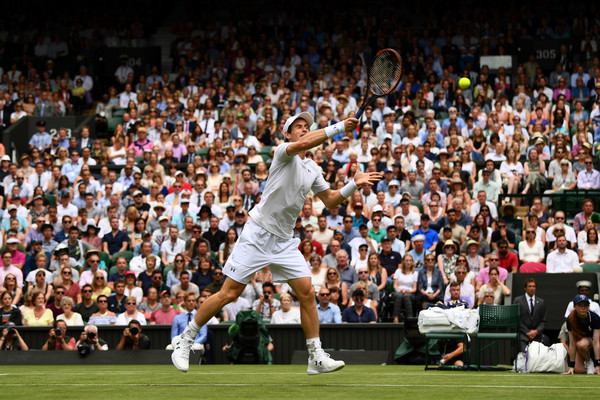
top-left (0, 365), bottom-right (599, 399)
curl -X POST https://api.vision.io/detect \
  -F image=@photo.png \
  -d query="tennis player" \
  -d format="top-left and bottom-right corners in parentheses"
top-left (171, 112), bottom-right (382, 374)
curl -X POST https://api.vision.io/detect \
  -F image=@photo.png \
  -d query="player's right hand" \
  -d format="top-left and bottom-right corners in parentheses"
top-left (343, 118), bottom-right (358, 132)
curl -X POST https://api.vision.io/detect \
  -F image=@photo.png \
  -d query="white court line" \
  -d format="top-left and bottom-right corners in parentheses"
top-left (0, 371), bottom-right (594, 378)
top-left (0, 383), bottom-right (593, 390)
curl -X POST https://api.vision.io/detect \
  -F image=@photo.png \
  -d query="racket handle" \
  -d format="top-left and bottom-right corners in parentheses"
top-left (354, 106), bottom-right (365, 120)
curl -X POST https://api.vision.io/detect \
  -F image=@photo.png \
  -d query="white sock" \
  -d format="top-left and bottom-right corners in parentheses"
top-left (183, 320), bottom-right (201, 340)
top-left (306, 338), bottom-right (324, 356)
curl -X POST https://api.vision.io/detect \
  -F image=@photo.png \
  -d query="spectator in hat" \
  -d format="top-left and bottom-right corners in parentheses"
top-left (29, 120), bottom-right (52, 151)
top-left (350, 201), bottom-right (369, 229)
top-left (56, 189), bottom-right (78, 222)
top-left (438, 239), bottom-right (459, 285)
top-left (1, 238), bottom-right (25, 270)
top-left (564, 281), bottom-right (600, 318)
top-left (0, 321), bottom-right (29, 350)
top-left (1, 204), bottom-right (28, 237)
top-left (564, 294), bottom-right (600, 375)
top-left (411, 214), bottom-right (439, 252)
top-left (349, 224), bottom-right (379, 261)
top-left (472, 167), bottom-right (501, 205)
top-left (376, 168), bottom-right (394, 193)
top-left (384, 180), bottom-right (402, 208)
top-left (150, 290), bottom-right (178, 325)
top-left (146, 203), bottom-right (167, 234)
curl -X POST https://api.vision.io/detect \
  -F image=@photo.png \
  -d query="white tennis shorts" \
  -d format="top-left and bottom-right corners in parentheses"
top-left (223, 219), bottom-right (310, 284)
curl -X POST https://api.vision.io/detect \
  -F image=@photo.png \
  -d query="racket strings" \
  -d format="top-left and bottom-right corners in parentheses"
top-left (369, 52), bottom-right (402, 96)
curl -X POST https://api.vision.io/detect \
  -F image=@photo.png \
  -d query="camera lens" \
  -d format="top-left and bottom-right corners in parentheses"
top-left (129, 327), bottom-right (139, 336)
top-left (54, 327), bottom-right (63, 336)
top-left (87, 331), bottom-right (96, 339)
top-left (7, 328), bottom-right (15, 336)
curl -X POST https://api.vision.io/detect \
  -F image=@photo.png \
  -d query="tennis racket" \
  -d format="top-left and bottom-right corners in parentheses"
top-left (354, 48), bottom-right (403, 120)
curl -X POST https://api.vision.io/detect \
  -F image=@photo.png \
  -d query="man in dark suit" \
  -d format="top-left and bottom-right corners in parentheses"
top-left (240, 182), bottom-right (257, 212)
top-left (513, 278), bottom-right (549, 351)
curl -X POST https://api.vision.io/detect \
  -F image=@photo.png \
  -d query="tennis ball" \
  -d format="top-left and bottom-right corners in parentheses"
top-left (458, 77), bottom-right (471, 90)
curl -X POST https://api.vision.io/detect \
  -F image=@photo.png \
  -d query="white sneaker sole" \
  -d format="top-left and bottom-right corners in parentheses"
top-left (307, 361), bottom-right (345, 375)
top-left (171, 336), bottom-right (189, 373)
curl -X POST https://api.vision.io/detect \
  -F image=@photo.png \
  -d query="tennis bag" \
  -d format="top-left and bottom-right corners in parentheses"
top-left (514, 342), bottom-right (567, 373)
top-left (418, 306), bottom-right (480, 335)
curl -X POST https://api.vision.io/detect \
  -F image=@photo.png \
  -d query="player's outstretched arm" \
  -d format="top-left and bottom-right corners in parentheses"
top-left (286, 118), bottom-right (358, 157)
top-left (316, 169), bottom-right (383, 209)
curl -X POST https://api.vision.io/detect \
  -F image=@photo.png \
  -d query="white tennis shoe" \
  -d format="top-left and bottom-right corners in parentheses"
top-left (171, 334), bottom-right (194, 373)
top-left (307, 353), bottom-right (345, 375)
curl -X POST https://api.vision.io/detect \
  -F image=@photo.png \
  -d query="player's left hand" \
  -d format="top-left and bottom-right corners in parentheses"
top-left (354, 170), bottom-right (383, 188)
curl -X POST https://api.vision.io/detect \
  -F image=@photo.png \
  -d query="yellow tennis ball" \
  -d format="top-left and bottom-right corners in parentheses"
top-left (459, 77), bottom-right (471, 90)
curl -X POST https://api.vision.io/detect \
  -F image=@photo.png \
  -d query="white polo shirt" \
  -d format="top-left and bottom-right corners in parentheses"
top-left (249, 143), bottom-right (329, 239)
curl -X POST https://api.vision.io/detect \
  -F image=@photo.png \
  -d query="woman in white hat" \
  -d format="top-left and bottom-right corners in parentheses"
top-left (437, 240), bottom-right (459, 285)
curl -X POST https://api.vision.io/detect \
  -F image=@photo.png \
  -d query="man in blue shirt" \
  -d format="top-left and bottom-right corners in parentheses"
top-left (340, 215), bottom-right (360, 248)
top-left (29, 120), bottom-right (51, 151)
top-left (316, 287), bottom-right (342, 324)
top-left (170, 292), bottom-right (207, 352)
top-left (102, 217), bottom-right (130, 255)
top-left (60, 151), bottom-right (83, 183)
top-left (411, 214), bottom-right (439, 253)
top-left (342, 289), bottom-right (377, 323)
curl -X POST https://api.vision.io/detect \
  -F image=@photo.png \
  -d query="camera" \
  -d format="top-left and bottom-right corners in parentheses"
top-left (87, 331), bottom-right (96, 340)
top-left (264, 295), bottom-right (269, 300)
top-left (77, 342), bottom-right (91, 358)
top-left (54, 327), bottom-right (63, 336)
top-left (129, 327), bottom-right (139, 336)
top-left (7, 328), bottom-right (16, 336)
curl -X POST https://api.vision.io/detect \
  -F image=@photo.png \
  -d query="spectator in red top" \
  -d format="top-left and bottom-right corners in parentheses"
top-left (151, 290), bottom-right (178, 325)
top-left (497, 239), bottom-right (519, 273)
top-left (302, 224), bottom-right (324, 257)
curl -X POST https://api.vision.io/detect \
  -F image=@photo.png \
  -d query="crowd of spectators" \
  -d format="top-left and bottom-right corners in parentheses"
top-left (2, 2), bottom-right (600, 354)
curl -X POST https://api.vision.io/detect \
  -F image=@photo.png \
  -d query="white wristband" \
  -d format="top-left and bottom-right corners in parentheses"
top-left (324, 121), bottom-right (346, 139)
top-left (340, 179), bottom-right (359, 198)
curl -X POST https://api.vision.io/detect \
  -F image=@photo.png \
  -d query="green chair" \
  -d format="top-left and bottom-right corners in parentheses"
top-left (113, 109), bottom-right (126, 118)
top-left (100, 251), bottom-right (111, 268)
top-left (45, 194), bottom-right (56, 206)
top-left (162, 264), bottom-right (174, 280)
top-left (581, 263), bottom-right (600, 273)
top-left (260, 145), bottom-right (273, 156)
top-left (108, 265), bottom-right (130, 276)
top-left (474, 304), bottom-right (521, 370)
top-left (111, 251), bottom-right (134, 266)
top-left (196, 147), bottom-right (209, 157)
top-left (410, 200), bottom-right (423, 214)
top-left (107, 116), bottom-right (124, 132)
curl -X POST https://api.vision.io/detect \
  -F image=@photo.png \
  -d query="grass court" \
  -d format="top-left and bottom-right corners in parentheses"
top-left (1, 364), bottom-right (599, 399)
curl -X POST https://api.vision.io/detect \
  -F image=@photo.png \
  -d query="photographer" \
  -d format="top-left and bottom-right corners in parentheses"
top-left (41, 320), bottom-right (76, 351)
top-left (0, 322), bottom-right (28, 351)
top-left (116, 319), bottom-right (151, 350)
top-left (252, 283), bottom-right (281, 321)
top-left (75, 324), bottom-right (108, 356)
